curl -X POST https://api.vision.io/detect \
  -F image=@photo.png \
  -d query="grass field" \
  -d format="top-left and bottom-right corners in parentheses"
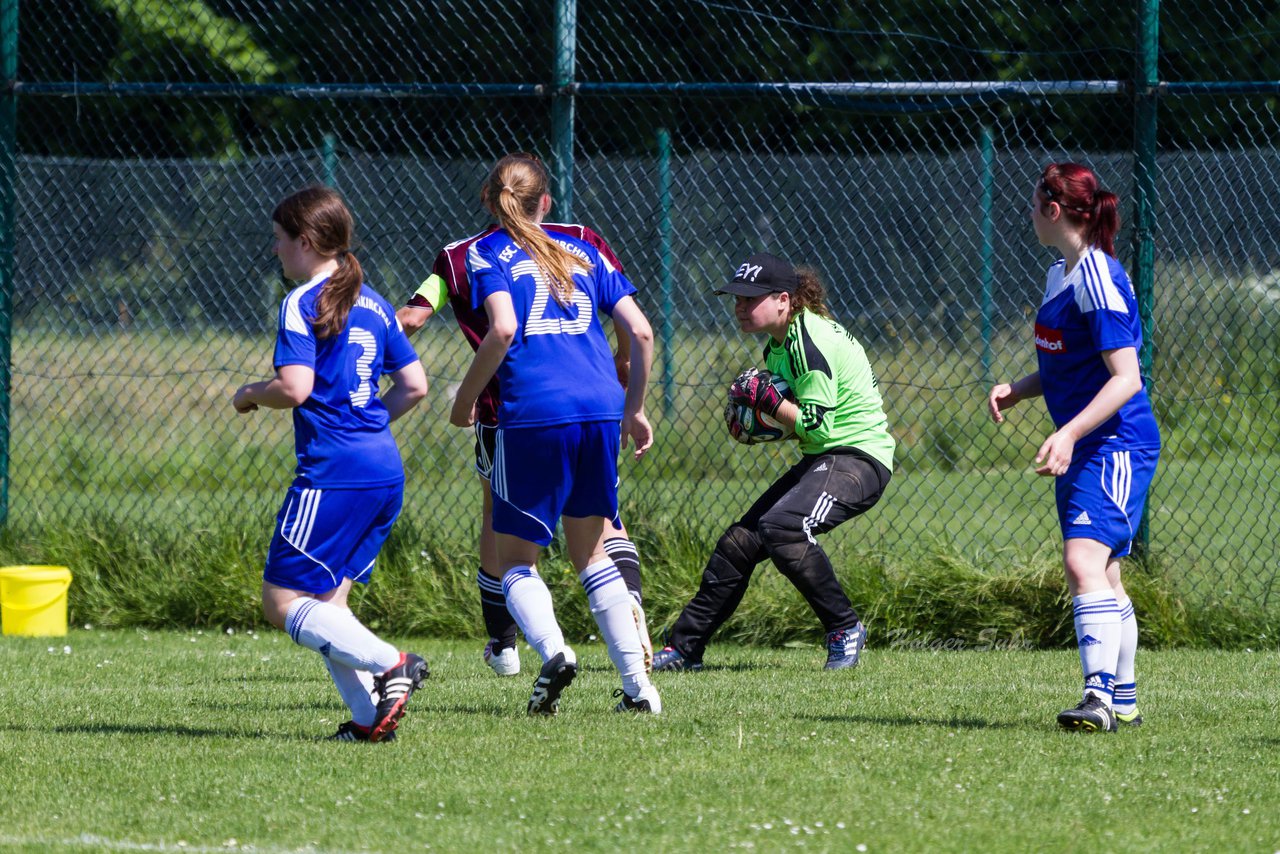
top-left (0, 630), bottom-right (1277, 852)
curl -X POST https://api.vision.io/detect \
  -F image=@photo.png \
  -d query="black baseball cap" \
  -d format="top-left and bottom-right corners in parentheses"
top-left (715, 252), bottom-right (798, 297)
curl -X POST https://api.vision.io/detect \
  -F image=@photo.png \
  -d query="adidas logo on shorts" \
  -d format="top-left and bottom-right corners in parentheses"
top-left (1072, 511), bottom-right (1092, 525)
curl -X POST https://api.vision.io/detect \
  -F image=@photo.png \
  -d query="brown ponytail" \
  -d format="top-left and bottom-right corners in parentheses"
top-left (480, 153), bottom-right (590, 306)
top-left (273, 186), bottom-right (363, 339)
top-left (791, 266), bottom-right (833, 320)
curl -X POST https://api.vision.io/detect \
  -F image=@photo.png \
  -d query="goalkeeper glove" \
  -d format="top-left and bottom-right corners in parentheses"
top-left (729, 368), bottom-right (785, 418)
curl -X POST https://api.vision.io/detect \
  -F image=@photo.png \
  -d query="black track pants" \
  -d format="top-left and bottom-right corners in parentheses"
top-left (667, 451), bottom-right (890, 662)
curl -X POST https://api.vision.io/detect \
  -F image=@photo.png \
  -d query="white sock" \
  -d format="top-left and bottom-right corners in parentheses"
top-left (283, 598), bottom-right (400, 673)
top-left (502, 566), bottom-right (564, 663)
top-left (580, 559), bottom-right (650, 697)
top-left (1072, 590), bottom-right (1121, 707)
top-left (1114, 595), bottom-right (1138, 714)
top-left (325, 657), bottom-right (377, 727)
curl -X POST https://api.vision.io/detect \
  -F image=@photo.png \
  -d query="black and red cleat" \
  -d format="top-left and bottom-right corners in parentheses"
top-left (370, 652), bottom-right (428, 742)
top-left (327, 720), bottom-right (394, 742)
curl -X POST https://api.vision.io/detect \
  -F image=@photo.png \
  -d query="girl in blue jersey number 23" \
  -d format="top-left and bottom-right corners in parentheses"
top-left (449, 153), bottom-right (661, 715)
top-left (988, 163), bottom-right (1161, 733)
top-left (234, 186), bottom-right (430, 742)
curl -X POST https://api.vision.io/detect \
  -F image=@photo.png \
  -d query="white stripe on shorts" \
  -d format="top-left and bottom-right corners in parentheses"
top-left (285, 488), bottom-right (322, 552)
top-left (1104, 450), bottom-right (1132, 513)
top-left (493, 430), bottom-right (507, 501)
top-left (281, 491), bottom-right (301, 543)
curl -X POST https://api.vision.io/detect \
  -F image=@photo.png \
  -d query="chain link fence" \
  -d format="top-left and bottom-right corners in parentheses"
top-left (3, 1), bottom-right (1279, 612)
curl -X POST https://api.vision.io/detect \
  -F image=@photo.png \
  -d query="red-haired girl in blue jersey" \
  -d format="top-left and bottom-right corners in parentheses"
top-left (234, 186), bottom-right (429, 742)
top-left (988, 163), bottom-right (1161, 733)
top-left (449, 153), bottom-right (660, 715)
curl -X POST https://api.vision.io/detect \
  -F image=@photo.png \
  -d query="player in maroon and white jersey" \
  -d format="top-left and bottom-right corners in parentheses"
top-left (398, 164), bottom-right (649, 678)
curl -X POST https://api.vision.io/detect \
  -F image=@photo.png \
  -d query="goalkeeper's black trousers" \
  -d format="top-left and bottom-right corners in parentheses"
top-left (666, 448), bottom-right (890, 663)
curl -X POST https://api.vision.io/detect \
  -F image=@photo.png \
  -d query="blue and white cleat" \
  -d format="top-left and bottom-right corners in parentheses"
top-left (652, 645), bottom-right (703, 672)
top-left (824, 622), bottom-right (867, 670)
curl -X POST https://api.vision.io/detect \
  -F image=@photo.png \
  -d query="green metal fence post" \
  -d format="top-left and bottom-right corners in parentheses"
top-left (1132, 0), bottom-right (1159, 557)
top-left (322, 132), bottom-right (338, 188)
top-left (979, 124), bottom-right (994, 384)
top-left (0, 0), bottom-right (18, 527)
top-left (657, 128), bottom-right (674, 416)
top-left (551, 0), bottom-right (576, 219)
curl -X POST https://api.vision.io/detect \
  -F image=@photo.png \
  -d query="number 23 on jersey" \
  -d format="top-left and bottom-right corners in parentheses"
top-left (513, 260), bottom-right (592, 337)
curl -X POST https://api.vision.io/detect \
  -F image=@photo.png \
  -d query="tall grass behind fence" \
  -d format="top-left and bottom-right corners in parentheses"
top-left (2, 1), bottom-right (1280, 620)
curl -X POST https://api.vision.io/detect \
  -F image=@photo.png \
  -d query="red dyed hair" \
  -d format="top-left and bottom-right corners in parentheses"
top-left (1036, 163), bottom-right (1121, 257)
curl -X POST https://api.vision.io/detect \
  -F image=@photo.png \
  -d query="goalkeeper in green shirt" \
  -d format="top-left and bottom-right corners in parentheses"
top-left (653, 252), bottom-right (895, 671)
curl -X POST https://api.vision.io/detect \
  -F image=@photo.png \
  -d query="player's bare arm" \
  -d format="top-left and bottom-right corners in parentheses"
top-left (397, 304), bottom-right (434, 336)
top-left (611, 295), bottom-right (654, 458)
top-left (234, 364), bottom-right (315, 413)
top-left (382, 360), bottom-right (429, 422)
top-left (988, 372), bottom-right (1042, 423)
top-left (612, 317), bottom-right (632, 389)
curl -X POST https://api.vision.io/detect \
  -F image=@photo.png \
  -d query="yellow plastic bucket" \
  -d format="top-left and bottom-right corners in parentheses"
top-left (0, 566), bottom-right (72, 637)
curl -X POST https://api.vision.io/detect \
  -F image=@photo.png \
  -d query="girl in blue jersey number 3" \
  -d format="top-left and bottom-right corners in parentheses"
top-left (989, 163), bottom-right (1161, 733)
top-left (449, 153), bottom-right (661, 715)
top-left (234, 186), bottom-right (430, 742)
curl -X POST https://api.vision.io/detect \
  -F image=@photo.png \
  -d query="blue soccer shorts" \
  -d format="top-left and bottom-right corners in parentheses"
top-left (1055, 443), bottom-right (1160, 558)
top-left (263, 483), bottom-right (403, 595)
top-left (490, 420), bottom-right (621, 546)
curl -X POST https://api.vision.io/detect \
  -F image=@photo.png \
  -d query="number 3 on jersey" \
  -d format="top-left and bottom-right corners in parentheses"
top-left (348, 327), bottom-right (377, 407)
top-left (514, 260), bottom-right (592, 336)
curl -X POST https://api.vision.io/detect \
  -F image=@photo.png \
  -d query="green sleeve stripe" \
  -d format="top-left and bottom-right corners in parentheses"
top-left (413, 273), bottom-right (449, 312)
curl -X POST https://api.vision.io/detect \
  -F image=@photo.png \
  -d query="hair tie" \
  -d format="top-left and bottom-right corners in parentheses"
top-left (502, 185), bottom-right (514, 192)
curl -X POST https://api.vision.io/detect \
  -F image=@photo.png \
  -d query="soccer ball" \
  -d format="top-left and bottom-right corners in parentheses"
top-left (724, 370), bottom-right (796, 445)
